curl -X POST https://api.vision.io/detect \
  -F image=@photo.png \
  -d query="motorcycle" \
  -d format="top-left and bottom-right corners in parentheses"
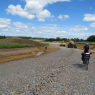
top-left (83, 52), bottom-right (92, 70)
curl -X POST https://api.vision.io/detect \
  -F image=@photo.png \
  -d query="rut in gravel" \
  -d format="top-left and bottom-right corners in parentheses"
top-left (0, 47), bottom-right (95, 95)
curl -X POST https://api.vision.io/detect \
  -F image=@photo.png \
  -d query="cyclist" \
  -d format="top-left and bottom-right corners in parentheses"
top-left (82, 43), bottom-right (91, 61)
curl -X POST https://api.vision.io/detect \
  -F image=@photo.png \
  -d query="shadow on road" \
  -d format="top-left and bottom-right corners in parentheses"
top-left (73, 64), bottom-right (86, 69)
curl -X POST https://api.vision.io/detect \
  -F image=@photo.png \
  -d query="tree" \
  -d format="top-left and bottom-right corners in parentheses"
top-left (80, 39), bottom-right (84, 42)
top-left (56, 37), bottom-right (61, 41)
top-left (87, 35), bottom-right (95, 42)
top-left (0, 35), bottom-right (6, 39)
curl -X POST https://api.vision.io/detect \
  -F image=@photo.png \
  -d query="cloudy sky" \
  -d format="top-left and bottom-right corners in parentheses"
top-left (0, 0), bottom-right (95, 39)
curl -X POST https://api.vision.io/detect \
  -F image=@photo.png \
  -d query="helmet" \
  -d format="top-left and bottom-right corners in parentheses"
top-left (86, 43), bottom-right (89, 45)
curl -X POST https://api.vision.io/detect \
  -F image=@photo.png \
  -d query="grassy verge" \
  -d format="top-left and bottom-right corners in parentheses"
top-left (77, 42), bottom-right (95, 45)
top-left (29, 39), bottom-right (49, 46)
top-left (41, 43), bottom-right (49, 46)
top-left (0, 42), bottom-right (34, 49)
top-left (29, 39), bottom-right (46, 42)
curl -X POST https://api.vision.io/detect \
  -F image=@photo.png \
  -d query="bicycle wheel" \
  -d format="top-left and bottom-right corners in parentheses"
top-left (86, 59), bottom-right (89, 70)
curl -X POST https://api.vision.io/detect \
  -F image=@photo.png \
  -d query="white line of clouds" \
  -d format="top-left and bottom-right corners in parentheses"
top-left (68, 25), bottom-right (88, 32)
top-left (58, 15), bottom-right (70, 20)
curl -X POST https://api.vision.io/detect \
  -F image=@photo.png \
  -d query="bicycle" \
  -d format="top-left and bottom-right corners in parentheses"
top-left (83, 52), bottom-right (92, 70)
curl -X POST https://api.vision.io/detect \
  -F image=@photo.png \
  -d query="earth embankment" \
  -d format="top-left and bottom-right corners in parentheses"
top-left (0, 38), bottom-right (60, 63)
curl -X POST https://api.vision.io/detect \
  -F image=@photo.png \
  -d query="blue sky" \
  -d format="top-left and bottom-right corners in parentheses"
top-left (0, 0), bottom-right (95, 39)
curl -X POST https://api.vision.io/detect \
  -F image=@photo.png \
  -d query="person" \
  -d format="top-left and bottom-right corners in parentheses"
top-left (82, 43), bottom-right (91, 61)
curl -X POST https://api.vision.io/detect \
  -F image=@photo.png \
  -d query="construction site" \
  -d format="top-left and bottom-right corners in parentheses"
top-left (0, 37), bottom-right (95, 63)
top-left (0, 37), bottom-right (60, 63)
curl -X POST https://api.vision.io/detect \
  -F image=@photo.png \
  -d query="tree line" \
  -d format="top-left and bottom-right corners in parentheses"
top-left (45, 35), bottom-right (95, 42)
top-left (45, 37), bottom-right (85, 42)
top-left (0, 35), bottom-right (95, 42)
top-left (0, 35), bottom-right (6, 39)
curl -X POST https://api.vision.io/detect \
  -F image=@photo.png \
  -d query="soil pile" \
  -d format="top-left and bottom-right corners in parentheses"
top-left (0, 46), bottom-right (60, 63)
top-left (0, 38), bottom-right (60, 63)
top-left (0, 37), bottom-right (45, 47)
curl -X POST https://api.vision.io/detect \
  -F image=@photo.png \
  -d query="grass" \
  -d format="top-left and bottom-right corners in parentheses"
top-left (41, 43), bottom-right (49, 46)
top-left (29, 39), bottom-right (46, 42)
top-left (77, 42), bottom-right (95, 45)
top-left (29, 39), bottom-right (49, 46)
top-left (0, 42), bottom-right (34, 49)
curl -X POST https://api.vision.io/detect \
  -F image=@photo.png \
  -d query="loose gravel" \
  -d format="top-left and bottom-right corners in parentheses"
top-left (0, 47), bottom-right (95, 95)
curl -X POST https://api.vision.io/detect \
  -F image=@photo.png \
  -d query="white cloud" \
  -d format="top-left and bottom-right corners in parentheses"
top-left (6, 5), bottom-right (35, 20)
top-left (63, 15), bottom-right (70, 19)
top-left (68, 25), bottom-right (88, 32)
top-left (0, 18), bottom-right (11, 32)
top-left (53, 25), bottom-right (57, 27)
top-left (58, 15), bottom-right (70, 20)
top-left (36, 9), bottom-right (51, 18)
top-left (13, 22), bottom-right (29, 29)
top-left (58, 15), bottom-right (63, 20)
top-left (31, 27), bottom-right (36, 30)
top-left (38, 18), bottom-right (45, 22)
top-left (2, 29), bottom-right (9, 32)
top-left (90, 22), bottom-right (95, 27)
top-left (6, 0), bottom-right (70, 21)
top-left (51, 15), bottom-right (55, 18)
top-left (0, 18), bottom-right (11, 28)
top-left (57, 31), bottom-right (67, 34)
top-left (12, 29), bottom-right (21, 33)
top-left (83, 14), bottom-right (95, 21)
top-left (0, 25), bottom-right (8, 28)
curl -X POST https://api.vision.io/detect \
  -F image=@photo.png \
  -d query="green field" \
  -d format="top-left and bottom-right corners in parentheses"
top-left (77, 42), bottom-right (95, 45)
top-left (0, 42), bottom-right (34, 49)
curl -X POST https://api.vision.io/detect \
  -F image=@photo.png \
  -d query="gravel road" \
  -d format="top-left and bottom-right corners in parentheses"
top-left (0, 47), bottom-right (95, 95)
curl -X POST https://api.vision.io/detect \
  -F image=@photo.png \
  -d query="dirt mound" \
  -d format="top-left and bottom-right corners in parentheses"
top-left (0, 46), bottom-right (60, 63)
top-left (0, 37), bottom-right (45, 47)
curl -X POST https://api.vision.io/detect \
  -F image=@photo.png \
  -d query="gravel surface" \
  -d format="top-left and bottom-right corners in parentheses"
top-left (0, 47), bottom-right (95, 95)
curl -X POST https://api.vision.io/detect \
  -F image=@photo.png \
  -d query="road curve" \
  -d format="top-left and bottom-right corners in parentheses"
top-left (0, 46), bottom-right (95, 95)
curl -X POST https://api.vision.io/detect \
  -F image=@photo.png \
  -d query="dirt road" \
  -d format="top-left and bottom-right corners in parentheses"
top-left (0, 47), bottom-right (95, 95)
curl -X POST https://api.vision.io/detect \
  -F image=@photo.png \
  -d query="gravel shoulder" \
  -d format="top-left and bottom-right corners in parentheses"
top-left (0, 47), bottom-right (95, 95)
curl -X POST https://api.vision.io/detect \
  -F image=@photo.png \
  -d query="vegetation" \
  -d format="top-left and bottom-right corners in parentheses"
top-left (41, 43), bottom-right (49, 46)
top-left (87, 35), bottom-right (95, 42)
top-left (77, 42), bottom-right (95, 45)
top-left (0, 35), bottom-right (95, 43)
top-left (45, 37), bottom-right (85, 42)
top-left (0, 42), bottom-right (34, 49)
top-left (30, 38), bottom-right (47, 42)
top-left (0, 35), bottom-right (6, 39)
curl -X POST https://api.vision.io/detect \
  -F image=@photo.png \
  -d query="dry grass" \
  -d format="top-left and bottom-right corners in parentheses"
top-left (77, 44), bottom-right (95, 54)
top-left (0, 46), bottom-right (60, 63)
top-left (0, 38), bottom-right (60, 63)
